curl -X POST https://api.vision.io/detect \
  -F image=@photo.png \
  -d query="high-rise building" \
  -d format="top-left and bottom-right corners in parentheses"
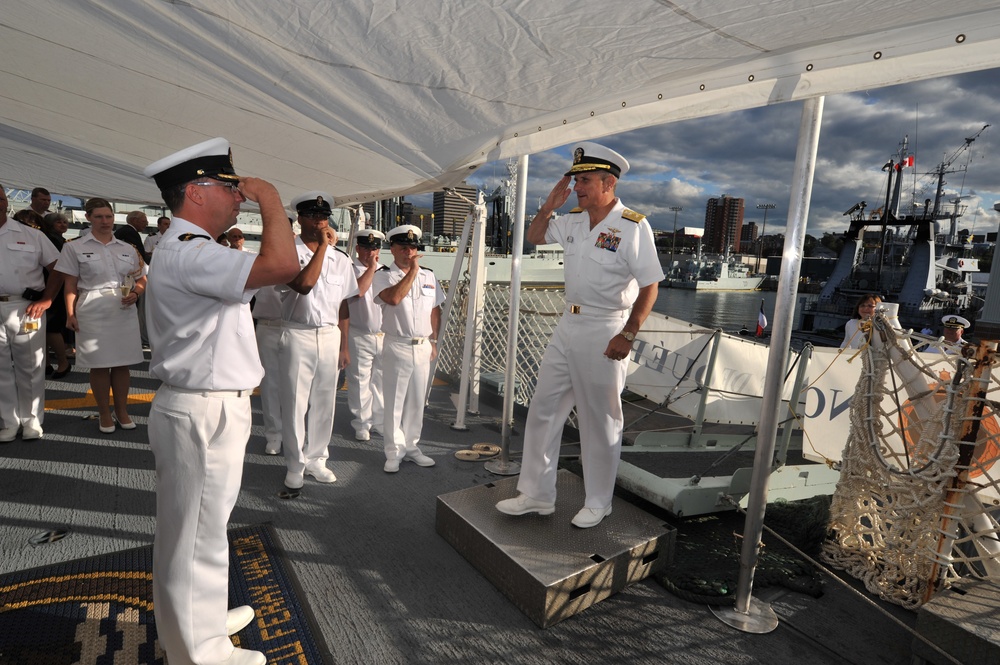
top-left (739, 221), bottom-right (758, 253)
top-left (433, 182), bottom-right (478, 237)
top-left (703, 194), bottom-right (744, 254)
top-left (362, 198), bottom-right (415, 232)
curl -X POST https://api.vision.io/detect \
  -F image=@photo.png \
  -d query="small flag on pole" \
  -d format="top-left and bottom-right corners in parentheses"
top-left (895, 155), bottom-right (915, 171)
top-left (756, 299), bottom-right (767, 337)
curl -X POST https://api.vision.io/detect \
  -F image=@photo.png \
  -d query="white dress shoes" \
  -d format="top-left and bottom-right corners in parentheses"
top-left (0, 426), bottom-right (19, 443)
top-left (225, 605), bottom-right (255, 635)
top-left (571, 506), bottom-right (613, 528)
top-left (284, 471), bottom-right (304, 490)
top-left (305, 462), bottom-right (337, 483)
top-left (223, 647), bottom-right (266, 665)
top-left (355, 429), bottom-right (370, 441)
top-left (495, 494), bottom-right (555, 516)
top-left (264, 438), bottom-right (281, 455)
top-left (384, 459), bottom-right (400, 473)
top-left (21, 424), bottom-right (43, 440)
top-left (404, 452), bottom-right (435, 467)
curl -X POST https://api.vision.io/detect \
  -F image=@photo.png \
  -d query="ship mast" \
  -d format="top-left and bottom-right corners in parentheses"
top-left (929, 124), bottom-right (990, 232)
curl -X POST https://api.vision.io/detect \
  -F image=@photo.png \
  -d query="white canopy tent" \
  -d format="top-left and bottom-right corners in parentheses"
top-left (7, 1), bottom-right (1000, 637)
top-left (2, 1), bottom-right (1000, 204)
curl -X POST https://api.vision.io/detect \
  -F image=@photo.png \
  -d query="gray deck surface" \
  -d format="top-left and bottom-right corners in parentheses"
top-left (0, 360), bottom-right (926, 664)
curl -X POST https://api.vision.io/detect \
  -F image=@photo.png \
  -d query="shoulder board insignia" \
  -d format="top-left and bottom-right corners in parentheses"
top-left (423, 266), bottom-right (434, 273)
top-left (334, 246), bottom-right (350, 258)
top-left (130, 245), bottom-right (146, 267)
top-left (179, 233), bottom-right (211, 241)
top-left (621, 209), bottom-right (645, 223)
top-left (569, 207), bottom-right (583, 213)
top-left (377, 265), bottom-right (390, 271)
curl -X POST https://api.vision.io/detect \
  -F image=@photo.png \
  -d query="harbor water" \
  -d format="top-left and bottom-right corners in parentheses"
top-left (653, 287), bottom-right (813, 333)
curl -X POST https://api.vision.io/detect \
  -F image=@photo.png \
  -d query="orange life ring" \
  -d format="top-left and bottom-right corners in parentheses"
top-left (899, 372), bottom-right (1000, 479)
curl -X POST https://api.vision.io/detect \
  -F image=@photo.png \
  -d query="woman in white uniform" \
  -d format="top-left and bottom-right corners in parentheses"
top-left (56, 198), bottom-right (146, 432)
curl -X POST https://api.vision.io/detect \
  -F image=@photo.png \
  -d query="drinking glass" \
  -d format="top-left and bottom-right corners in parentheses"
top-left (19, 312), bottom-right (41, 335)
top-left (120, 275), bottom-right (135, 309)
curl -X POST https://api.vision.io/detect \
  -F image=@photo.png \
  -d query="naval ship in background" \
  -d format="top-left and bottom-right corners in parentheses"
top-left (799, 128), bottom-right (988, 336)
top-left (665, 244), bottom-right (764, 291)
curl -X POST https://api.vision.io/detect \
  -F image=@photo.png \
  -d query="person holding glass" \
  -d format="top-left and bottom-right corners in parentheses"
top-left (55, 197), bottom-right (146, 433)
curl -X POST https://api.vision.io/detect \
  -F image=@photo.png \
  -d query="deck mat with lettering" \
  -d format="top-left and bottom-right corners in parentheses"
top-left (0, 523), bottom-right (330, 664)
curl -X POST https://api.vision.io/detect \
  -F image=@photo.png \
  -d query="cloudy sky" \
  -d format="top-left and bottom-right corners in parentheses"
top-left (435, 68), bottom-right (1000, 241)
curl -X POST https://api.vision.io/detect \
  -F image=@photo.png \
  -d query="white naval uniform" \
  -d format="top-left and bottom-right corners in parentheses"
top-left (0, 219), bottom-right (59, 430)
top-left (252, 285), bottom-right (284, 447)
top-left (347, 257), bottom-right (384, 437)
top-left (55, 235), bottom-right (145, 368)
top-left (516, 201), bottom-right (664, 510)
top-left (145, 218), bottom-right (260, 665)
top-left (278, 238), bottom-right (358, 476)
top-left (373, 263), bottom-right (445, 461)
top-left (143, 232), bottom-right (161, 257)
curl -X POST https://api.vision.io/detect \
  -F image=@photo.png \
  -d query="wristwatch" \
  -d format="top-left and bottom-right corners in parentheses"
top-left (620, 331), bottom-right (636, 342)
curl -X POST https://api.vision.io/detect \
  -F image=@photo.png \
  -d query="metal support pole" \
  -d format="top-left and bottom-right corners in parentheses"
top-left (668, 206), bottom-right (682, 280)
top-left (432, 194), bottom-right (477, 423)
top-left (756, 203), bottom-right (774, 273)
top-left (775, 344), bottom-right (812, 464)
top-left (688, 330), bottom-right (722, 448)
top-left (346, 206), bottom-right (363, 256)
top-left (486, 154), bottom-right (529, 476)
top-left (466, 195), bottom-right (488, 414)
top-left (713, 96), bottom-right (824, 633)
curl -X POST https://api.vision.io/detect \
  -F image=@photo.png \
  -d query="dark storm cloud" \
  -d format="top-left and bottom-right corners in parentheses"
top-left (462, 68), bottom-right (1000, 242)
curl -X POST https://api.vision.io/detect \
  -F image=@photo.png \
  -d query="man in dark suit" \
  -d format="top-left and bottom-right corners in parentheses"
top-left (115, 210), bottom-right (152, 263)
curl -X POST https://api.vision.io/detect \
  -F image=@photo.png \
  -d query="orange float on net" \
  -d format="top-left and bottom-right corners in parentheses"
top-left (899, 371), bottom-right (1000, 479)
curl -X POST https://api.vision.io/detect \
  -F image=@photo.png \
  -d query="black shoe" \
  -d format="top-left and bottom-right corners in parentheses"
top-left (51, 365), bottom-right (71, 379)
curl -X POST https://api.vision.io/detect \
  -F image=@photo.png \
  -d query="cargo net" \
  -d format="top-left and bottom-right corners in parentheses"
top-left (821, 314), bottom-right (1000, 609)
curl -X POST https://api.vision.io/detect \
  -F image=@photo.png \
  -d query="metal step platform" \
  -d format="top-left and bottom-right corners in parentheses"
top-left (912, 579), bottom-right (1000, 664)
top-left (436, 469), bottom-right (675, 628)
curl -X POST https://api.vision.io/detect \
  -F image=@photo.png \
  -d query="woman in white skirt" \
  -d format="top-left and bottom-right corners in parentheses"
top-left (56, 198), bottom-right (146, 433)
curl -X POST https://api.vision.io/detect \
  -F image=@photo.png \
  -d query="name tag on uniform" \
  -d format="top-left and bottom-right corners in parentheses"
top-left (595, 232), bottom-right (621, 252)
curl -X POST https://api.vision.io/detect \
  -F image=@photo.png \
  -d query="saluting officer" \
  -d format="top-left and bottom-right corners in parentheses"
top-left (278, 192), bottom-right (359, 489)
top-left (373, 225), bottom-right (443, 473)
top-left (143, 137), bottom-right (298, 665)
top-left (1, 185), bottom-right (60, 442)
top-left (496, 142), bottom-right (664, 528)
top-left (346, 229), bottom-right (386, 441)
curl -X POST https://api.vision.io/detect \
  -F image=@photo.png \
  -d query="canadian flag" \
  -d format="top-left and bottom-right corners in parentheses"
top-left (903, 154), bottom-right (915, 168)
top-left (755, 300), bottom-right (767, 337)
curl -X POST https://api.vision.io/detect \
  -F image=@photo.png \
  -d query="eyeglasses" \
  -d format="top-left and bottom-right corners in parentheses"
top-left (192, 181), bottom-right (241, 194)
